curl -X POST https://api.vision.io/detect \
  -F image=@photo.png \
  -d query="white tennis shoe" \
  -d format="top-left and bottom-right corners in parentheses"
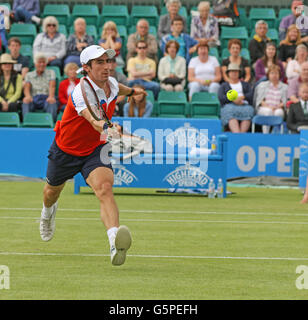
top-left (39, 202), bottom-right (58, 241)
top-left (110, 225), bottom-right (132, 266)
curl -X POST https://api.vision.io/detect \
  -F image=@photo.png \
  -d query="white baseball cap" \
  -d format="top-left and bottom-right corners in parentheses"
top-left (77, 45), bottom-right (116, 73)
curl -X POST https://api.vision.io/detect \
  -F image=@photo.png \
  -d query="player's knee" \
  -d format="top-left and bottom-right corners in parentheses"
top-left (94, 181), bottom-right (113, 200)
top-left (44, 185), bottom-right (61, 200)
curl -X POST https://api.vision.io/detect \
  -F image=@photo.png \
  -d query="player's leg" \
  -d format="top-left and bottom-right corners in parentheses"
top-left (86, 167), bottom-right (132, 266)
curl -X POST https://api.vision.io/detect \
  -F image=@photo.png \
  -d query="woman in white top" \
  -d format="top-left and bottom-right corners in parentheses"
top-left (286, 44), bottom-right (308, 81)
top-left (158, 40), bottom-right (186, 91)
top-left (254, 64), bottom-right (288, 133)
top-left (33, 16), bottom-right (66, 70)
top-left (187, 40), bottom-right (221, 100)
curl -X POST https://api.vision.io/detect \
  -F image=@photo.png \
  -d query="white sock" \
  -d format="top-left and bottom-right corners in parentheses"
top-left (31, 15), bottom-right (41, 24)
top-left (41, 203), bottom-right (54, 219)
top-left (107, 227), bottom-right (118, 247)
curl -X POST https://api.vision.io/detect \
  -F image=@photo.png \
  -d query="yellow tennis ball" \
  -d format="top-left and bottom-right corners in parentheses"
top-left (227, 89), bottom-right (238, 101)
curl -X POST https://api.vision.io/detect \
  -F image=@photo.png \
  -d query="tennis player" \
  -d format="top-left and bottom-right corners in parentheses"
top-left (39, 45), bottom-right (146, 266)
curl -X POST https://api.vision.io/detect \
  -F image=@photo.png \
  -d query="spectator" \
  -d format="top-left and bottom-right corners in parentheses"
top-left (11, 0), bottom-right (41, 25)
top-left (190, 1), bottom-right (220, 47)
top-left (8, 37), bottom-right (30, 81)
top-left (221, 39), bottom-right (251, 83)
top-left (64, 18), bottom-right (94, 67)
top-left (287, 61), bottom-right (308, 104)
top-left (287, 83), bottom-right (308, 133)
top-left (33, 16), bottom-right (66, 70)
top-left (158, 0), bottom-right (187, 40)
top-left (218, 63), bottom-right (254, 133)
top-left (253, 65), bottom-right (288, 133)
top-left (158, 40), bottom-right (186, 91)
top-left (58, 63), bottom-right (80, 112)
top-left (212, 0), bottom-right (239, 27)
top-left (279, 24), bottom-right (304, 67)
top-left (126, 19), bottom-right (158, 62)
top-left (127, 40), bottom-right (160, 99)
top-left (161, 15), bottom-right (198, 64)
top-left (22, 53), bottom-right (57, 121)
top-left (123, 84), bottom-right (153, 117)
top-left (286, 44), bottom-right (308, 81)
top-left (187, 40), bottom-right (221, 100)
top-left (248, 20), bottom-right (271, 66)
top-left (254, 42), bottom-right (285, 83)
top-left (109, 57), bottom-right (129, 116)
top-left (0, 53), bottom-right (22, 113)
top-left (98, 21), bottom-right (124, 69)
top-left (279, 0), bottom-right (308, 42)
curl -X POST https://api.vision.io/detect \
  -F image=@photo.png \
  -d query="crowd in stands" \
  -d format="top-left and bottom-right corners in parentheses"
top-left (1, 0), bottom-right (308, 133)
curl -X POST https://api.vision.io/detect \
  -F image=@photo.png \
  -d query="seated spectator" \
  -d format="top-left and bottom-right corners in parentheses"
top-left (248, 20), bottom-right (271, 66)
top-left (287, 83), bottom-right (308, 133)
top-left (279, 1), bottom-right (308, 42)
top-left (123, 84), bottom-right (153, 117)
top-left (218, 63), bottom-right (254, 133)
top-left (22, 53), bottom-right (57, 121)
top-left (127, 40), bottom-right (160, 99)
top-left (279, 24), bottom-right (304, 68)
top-left (64, 18), bottom-right (94, 67)
top-left (158, 40), bottom-right (186, 91)
top-left (212, 0), bottom-right (239, 27)
top-left (11, 0), bottom-right (41, 25)
top-left (287, 61), bottom-right (308, 105)
top-left (109, 57), bottom-right (129, 116)
top-left (254, 42), bottom-right (285, 83)
top-left (158, 0), bottom-right (187, 40)
top-left (0, 54), bottom-right (22, 113)
top-left (190, 1), bottom-right (220, 47)
top-left (253, 65), bottom-right (288, 133)
top-left (33, 16), bottom-right (66, 70)
top-left (221, 39), bottom-right (251, 83)
top-left (286, 44), bottom-right (308, 81)
top-left (161, 16), bottom-right (198, 64)
top-left (8, 37), bottom-right (30, 81)
top-left (126, 19), bottom-right (158, 62)
top-left (58, 63), bottom-right (80, 112)
top-left (98, 21), bottom-right (124, 69)
top-left (187, 40), bottom-right (221, 100)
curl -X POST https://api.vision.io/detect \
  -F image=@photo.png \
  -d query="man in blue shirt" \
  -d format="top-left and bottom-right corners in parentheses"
top-left (12, 0), bottom-right (41, 25)
top-left (161, 15), bottom-right (198, 64)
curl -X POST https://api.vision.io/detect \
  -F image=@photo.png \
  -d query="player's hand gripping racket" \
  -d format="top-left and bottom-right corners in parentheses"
top-left (80, 76), bottom-right (119, 140)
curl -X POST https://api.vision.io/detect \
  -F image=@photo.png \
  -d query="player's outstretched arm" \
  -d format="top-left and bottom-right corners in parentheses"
top-left (81, 108), bottom-right (106, 133)
top-left (118, 83), bottom-right (147, 97)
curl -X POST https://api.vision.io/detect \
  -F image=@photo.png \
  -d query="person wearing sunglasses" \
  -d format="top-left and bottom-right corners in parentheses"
top-left (33, 16), bottom-right (66, 70)
top-left (127, 40), bottom-right (160, 99)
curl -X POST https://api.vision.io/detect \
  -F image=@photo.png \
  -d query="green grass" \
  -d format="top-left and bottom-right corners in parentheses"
top-left (1, 181), bottom-right (308, 299)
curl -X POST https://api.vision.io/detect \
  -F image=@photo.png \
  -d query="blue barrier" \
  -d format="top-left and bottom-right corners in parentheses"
top-left (299, 130), bottom-right (308, 188)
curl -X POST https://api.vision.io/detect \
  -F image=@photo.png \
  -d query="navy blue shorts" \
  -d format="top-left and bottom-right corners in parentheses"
top-left (46, 140), bottom-right (113, 186)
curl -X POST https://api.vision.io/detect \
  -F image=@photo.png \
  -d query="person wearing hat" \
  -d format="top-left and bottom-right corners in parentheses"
top-left (39, 45), bottom-right (146, 267)
top-left (279, 1), bottom-right (308, 43)
top-left (0, 53), bottom-right (22, 113)
top-left (218, 63), bottom-right (254, 133)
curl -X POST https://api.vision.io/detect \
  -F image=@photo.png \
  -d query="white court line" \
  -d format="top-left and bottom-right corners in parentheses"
top-left (0, 216), bottom-right (307, 225)
top-left (0, 207), bottom-right (308, 217)
top-left (1, 251), bottom-right (308, 261)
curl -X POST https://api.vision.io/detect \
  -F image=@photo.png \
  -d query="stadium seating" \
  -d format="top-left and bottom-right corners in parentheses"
top-left (8, 23), bottom-right (37, 45)
top-left (190, 92), bottom-right (220, 119)
top-left (131, 5), bottom-right (159, 27)
top-left (42, 4), bottom-right (70, 27)
top-left (276, 8), bottom-right (292, 29)
top-left (100, 5), bottom-right (130, 26)
top-left (249, 8), bottom-right (276, 29)
top-left (71, 4), bottom-right (100, 27)
top-left (220, 27), bottom-right (249, 49)
top-left (221, 48), bottom-right (251, 62)
top-left (157, 91), bottom-right (187, 118)
top-left (22, 113), bottom-right (54, 128)
top-left (0, 112), bottom-right (20, 127)
top-left (251, 115), bottom-right (284, 133)
top-left (160, 6), bottom-right (188, 18)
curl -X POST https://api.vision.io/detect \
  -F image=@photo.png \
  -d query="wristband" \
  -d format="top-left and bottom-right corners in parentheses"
top-left (103, 122), bottom-right (109, 131)
top-left (127, 88), bottom-right (135, 97)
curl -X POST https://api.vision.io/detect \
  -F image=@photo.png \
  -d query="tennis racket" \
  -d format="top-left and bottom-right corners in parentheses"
top-left (80, 76), bottom-right (113, 128)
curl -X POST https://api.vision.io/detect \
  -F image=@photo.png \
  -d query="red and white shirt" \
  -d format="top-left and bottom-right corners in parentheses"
top-left (54, 76), bottom-right (119, 156)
